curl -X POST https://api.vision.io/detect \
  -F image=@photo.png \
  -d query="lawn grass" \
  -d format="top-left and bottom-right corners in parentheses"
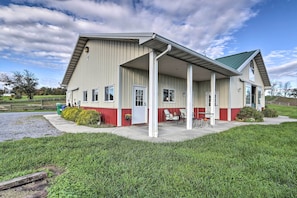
top-left (1, 123), bottom-right (297, 197)
top-left (267, 104), bottom-right (297, 119)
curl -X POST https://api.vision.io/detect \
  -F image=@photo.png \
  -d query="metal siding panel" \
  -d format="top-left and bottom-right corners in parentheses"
top-left (67, 39), bottom-right (150, 109)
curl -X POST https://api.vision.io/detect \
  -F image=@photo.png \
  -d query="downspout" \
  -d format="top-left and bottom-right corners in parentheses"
top-left (150, 44), bottom-right (172, 138)
top-left (156, 44), bottom-right (172, 60)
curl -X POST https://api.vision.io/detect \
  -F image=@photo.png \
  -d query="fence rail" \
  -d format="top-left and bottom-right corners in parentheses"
top-left (0, 98), bottom-right (65, 112)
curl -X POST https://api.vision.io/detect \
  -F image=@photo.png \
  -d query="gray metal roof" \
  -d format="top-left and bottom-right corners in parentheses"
top-left (62, 33), bottom-right (240, 85)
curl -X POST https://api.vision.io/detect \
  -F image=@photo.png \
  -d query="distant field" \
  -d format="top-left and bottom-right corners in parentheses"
top-left (266, 96), bottom-right (297, 106)
top-left (0, 95), bottom-right (66, 112)
top-left (267, 104), bottom-right (297, 119)
top-left (1, 95), bottom-right (66, 102)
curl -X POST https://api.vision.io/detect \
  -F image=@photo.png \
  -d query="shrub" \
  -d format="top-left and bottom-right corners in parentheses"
top-left (61, 107), bottom-right (82, 122)
top-left (262, 107), bottom-right (278, 117)
top-left (76, 110), bottom-right (100, 125)
top-left (236, 106), bottom-right (264, 122)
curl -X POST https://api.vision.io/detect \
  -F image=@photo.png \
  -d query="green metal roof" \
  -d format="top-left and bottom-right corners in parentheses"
top-left (216, 50), bottom-right (257, 70)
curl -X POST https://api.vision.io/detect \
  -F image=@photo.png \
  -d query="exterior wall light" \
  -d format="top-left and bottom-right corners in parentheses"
top-left (85, 46), bottom-right (89, 53)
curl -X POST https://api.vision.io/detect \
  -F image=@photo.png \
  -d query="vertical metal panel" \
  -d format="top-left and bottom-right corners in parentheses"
top-left (67, 40), bottom-right (150, 109)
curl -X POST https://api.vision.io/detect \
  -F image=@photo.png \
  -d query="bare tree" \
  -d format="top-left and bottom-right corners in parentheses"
top-left (283, 81), bottom-right (291, 97)
top-left (270, 81), bottom-right (278, 96)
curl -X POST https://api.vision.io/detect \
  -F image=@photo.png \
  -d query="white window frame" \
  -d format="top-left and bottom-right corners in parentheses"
top-left (249, 60), bottom-right (255, 82)
top-left (163, 88), bottom-right (175, 103)
top-left (83, 90), bottom-right (88, 102)
top-left (258, 87), bottom-right (262, 105)
top-left (104, 85), bottom-right (114, 102)
top-left (92, 88), bottom-right (99, 102)
top-left (245, 83), bottom-right (251, 106)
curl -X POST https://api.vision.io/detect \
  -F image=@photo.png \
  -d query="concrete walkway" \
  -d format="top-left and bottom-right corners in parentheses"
top-left (44, 114), bottom-right (297, 143)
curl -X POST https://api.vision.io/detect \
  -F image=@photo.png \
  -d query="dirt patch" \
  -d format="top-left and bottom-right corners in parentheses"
top-left (0, 165), bottom-right (63, 198)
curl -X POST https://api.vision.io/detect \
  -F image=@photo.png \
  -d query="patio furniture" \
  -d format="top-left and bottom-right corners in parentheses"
top-left (164, 109), bottom-right (180, 123)
top-left (179, 109), bottom-right (187, 122)
top-left (198, 112), bottom-right (214, 127)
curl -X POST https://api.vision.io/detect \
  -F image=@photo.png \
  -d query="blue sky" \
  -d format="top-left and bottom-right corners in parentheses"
top-left (0, 0), bottom-right (296, 89)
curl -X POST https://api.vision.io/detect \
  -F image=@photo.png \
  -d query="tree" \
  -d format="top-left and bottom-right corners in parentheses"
top-left (270, 81), bottom-right (278, 96)
top-left (291, 88), bottom-right (297, 98)
top-left (1, 70), bottom-right (39, 99)
top-left (283, 81), bottom-right (291, 97)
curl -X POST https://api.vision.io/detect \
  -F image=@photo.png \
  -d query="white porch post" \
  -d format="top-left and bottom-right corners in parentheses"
top-left (117, 66), bottom-right (122, 126)
top-left (210, 72), bottom-right (216, 126)
top-left (228, 77), bottom-right (232, 121)
top-left (186, 64), bottom-right (193, 130)
top-left (149, 51), bottom-right (158, 137)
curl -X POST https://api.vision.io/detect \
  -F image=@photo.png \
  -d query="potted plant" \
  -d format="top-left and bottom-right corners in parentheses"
top-left (125, 114), bottom-right (132, 121)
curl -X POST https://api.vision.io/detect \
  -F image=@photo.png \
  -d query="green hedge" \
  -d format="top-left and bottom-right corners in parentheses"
top-left (262, 107), bottom-right (278, 117)
top-left (236, 106), bottom-right (264, 122)
top-left (61, 107), bottom-right (82, 122)
top-left (76, 109), bottom-right (100, 125)
top-left (61, 107), bottom-right (100, 126)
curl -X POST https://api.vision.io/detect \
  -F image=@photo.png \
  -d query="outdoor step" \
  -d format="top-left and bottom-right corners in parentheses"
top-left (0, 172), bottom-right (47, 191)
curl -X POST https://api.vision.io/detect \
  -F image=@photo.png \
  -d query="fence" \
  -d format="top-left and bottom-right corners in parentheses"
top-left (0, 98), bottom-right (65, 112)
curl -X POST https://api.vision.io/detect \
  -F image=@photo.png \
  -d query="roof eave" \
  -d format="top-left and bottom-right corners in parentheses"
top-left (144, 33), bottom-right (241, 76)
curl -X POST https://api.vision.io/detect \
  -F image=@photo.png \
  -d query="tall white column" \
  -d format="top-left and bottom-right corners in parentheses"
top-left (186, 64), bottom-right (193, 130)
top-left (149, 51), bottom-right (158, 137)
top-left (210, 72), bottom-right (216, 126)
top-left (228, 77), bottom-right (232, 121)
top-left (117, 66), bottom-right (122, 126)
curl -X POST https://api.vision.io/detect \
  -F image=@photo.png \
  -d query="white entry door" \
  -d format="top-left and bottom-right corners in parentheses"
top-left (132, 86), bottom-right (147, 124)
top-left (205, 92), bottom-right (220, 119)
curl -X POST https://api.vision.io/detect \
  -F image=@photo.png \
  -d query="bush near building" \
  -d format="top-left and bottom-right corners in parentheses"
top-left (61, 107), bottom-right (100, 126)
top-left (262, 107), bottom-right (278, 117)
top-left (236, 106), bottom-right (264, 122)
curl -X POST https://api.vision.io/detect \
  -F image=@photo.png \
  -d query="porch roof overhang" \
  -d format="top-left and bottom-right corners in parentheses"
top-left (62, 33), bottom-right (240, 85)
top-left (140, 33), bottom-right (240, 77)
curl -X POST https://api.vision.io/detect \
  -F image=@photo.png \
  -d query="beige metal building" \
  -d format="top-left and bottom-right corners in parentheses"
top-left (62, 33), bottom-right (271, 137)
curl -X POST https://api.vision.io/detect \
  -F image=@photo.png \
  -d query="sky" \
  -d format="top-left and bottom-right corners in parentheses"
top-left (0, 0), bottom-right (296, 89)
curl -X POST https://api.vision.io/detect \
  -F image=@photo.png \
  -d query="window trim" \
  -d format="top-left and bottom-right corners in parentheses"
top-left (83, 90), bottom-right (88, 102)
top-left (249, 60), bottom-right (255, 82)
top-left (92, 88), bottom-right (99, 102)
top-left (245, 83), bottom-right (251, 106)
top-left (104, 85), bottom-right (114, 102)
top-left (163, 88), bottom-right (175, 103)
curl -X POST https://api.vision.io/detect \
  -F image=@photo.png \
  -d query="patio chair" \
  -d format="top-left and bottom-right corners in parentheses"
top-left (164, 109), bottom-right (179, 123)
top-left (179, 109), bottom-right (187, 121)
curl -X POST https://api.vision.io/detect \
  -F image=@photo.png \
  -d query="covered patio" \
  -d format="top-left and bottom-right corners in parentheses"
top-left (118, 33), bottom-right (240, 137)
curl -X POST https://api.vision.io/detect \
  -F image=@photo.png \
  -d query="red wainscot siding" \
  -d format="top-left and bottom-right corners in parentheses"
top-left (197, 108), bottom-right (205, 118)
top-left (83, 107), bottom-right (117, 126)
top-left (122, 109), bottom-right (132, 126)
top-left (231, 108), bottom-right (241, 121)
top-left (220, 108), bottom-right (228, 121)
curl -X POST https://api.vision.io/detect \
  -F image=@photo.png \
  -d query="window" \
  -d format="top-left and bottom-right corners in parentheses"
top-left (105, 86), bottom-right (114, 101)
top-left (135, 89), bottom-right (144, 106)
top-left (83, 91), bottom-right (88, 101)
top-left (258, 87), bottom-right (262, 105)
top-left (245, 84), bottom-right (251, 106)
top-left (163, 89), bottom-right (175, 102)
top-left (249, 60), bottom-right (255, 81)
top-left (92, 88), bottom-right (98, 101)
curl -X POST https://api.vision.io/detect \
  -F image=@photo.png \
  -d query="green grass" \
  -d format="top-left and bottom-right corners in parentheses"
top-left (1, 123), bottom-right (297, 197)
top-left (267, 104), bottom-right (297, 119)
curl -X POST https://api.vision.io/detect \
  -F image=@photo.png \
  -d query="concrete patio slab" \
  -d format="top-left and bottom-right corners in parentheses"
top-left (44, 114), bottom-right (297, 143)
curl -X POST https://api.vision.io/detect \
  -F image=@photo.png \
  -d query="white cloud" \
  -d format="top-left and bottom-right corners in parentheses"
top-left (1, 0), bottom-right (262, 86)
top-left (264, 49), bottom-right (297, 88)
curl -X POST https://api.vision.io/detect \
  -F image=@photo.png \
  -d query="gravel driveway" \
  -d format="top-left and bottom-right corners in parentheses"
top-left (0, 112), bottom-right (62, 142)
